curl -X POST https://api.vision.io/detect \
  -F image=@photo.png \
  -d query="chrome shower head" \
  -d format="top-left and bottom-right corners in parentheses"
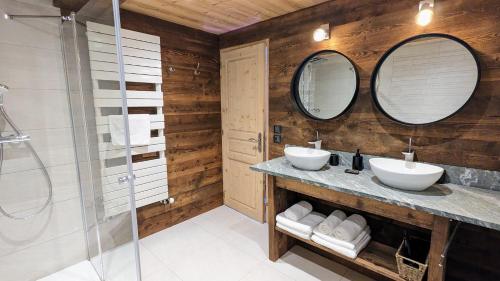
top-left (0, 84), bottom-right (8, 106)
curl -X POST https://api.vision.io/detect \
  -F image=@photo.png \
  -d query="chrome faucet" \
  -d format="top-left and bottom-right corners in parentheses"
top-left (402, 137), bottom-right (414, 162)
top-left (308, 130), bottom-right (322, 149)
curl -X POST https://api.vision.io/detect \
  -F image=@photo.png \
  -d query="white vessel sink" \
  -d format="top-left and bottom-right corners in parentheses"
top-left (284, 146), bottom-right (330, 171)
top-left (369, 158), bottom-right (444, 191)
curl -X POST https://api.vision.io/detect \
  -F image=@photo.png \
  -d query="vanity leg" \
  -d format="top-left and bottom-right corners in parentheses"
top-left (268, 175), bottom-right (294, 261)
top-left (428, 216), bottom-right (450, 281)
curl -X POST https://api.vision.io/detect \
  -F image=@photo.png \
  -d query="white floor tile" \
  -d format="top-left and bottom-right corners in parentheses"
top-left (269, 246), bottom-right (349, 281)
top-left (37, 261), bottom-right (100, 281)
top-left (140, 220), bottom-right (218, 266)
top-left (102, 243), bottom-right (166, 281)
top-left (190, 206), bottom-right (248, 237)
top-left (139, 246), bottom-right (171, 278)
top-left (142, 268), bottom-right (183, 281)
top-left (168, 238), bottom-right (260, 281)
top-left (222, 217), bottom-right (269, 261)
top-left (240, 261), bottom-right (292, 281)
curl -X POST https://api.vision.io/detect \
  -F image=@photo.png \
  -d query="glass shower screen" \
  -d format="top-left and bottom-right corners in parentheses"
top-left (61, 0), bottom-right (141, 280)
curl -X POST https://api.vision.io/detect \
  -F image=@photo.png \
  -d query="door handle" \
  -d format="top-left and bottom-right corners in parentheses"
top-left (248, 133), bottom-right (262, 153)
top-left (118, 174), bottom-right (136, 185)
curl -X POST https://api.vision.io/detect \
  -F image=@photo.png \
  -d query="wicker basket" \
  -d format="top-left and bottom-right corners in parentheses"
top-left (395, 240), bottom-right (429, 281)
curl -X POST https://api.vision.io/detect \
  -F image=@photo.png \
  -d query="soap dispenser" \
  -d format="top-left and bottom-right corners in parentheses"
top-left (352, 149), bottom-right (364, 171)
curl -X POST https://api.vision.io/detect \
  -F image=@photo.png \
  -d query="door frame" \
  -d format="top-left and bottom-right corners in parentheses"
top-left (220, 39), bottom-right (270, 222)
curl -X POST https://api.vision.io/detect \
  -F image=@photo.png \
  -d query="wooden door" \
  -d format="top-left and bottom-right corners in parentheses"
top-left (220, 41), bottom-right (268, 222)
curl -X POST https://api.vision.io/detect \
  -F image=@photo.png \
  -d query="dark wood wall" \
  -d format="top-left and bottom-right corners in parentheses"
top-left (121, 10), bottom-right (223, 238)
top-left (220, 0), bottom-right (500, 171)
top-left (219, 0), bottom-right (500, 280)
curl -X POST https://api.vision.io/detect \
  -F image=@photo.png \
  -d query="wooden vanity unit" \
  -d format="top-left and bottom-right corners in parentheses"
top-left (252, 157), bottom-right (500, 281)
top-left (268, 176), bottom-right (446, 281)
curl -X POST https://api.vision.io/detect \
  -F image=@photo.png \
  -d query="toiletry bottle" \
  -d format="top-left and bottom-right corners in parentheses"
top-left (352, 149), bottom-right (364, 171)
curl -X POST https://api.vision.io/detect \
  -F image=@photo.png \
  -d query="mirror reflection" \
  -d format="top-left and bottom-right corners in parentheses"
top-left (292, 51), bottom-right (359, 120)
top-left (372, 35), bottom-right (479, 125)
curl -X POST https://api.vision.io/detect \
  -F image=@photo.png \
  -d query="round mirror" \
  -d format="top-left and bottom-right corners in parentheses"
top-left (291, 50), bottom-right (359, 120)
top-left (371, 34), bottom-right (480, 125)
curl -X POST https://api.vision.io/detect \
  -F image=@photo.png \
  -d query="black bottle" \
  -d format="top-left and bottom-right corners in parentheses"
top-left (352, 149), bottom-right (364, 171)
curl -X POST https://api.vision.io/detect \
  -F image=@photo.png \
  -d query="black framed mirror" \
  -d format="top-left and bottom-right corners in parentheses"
top-left (371, 33), bottom-right (480, 125)
top-left (291, 50), bottom-right (359, 120)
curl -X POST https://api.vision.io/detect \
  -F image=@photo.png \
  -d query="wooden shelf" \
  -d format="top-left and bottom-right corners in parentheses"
top-left (276, 227), bottom-right (405, 281)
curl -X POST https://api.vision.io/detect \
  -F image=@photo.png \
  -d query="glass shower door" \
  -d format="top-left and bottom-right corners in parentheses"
top-left (62, 0), bottom-right (141, 280)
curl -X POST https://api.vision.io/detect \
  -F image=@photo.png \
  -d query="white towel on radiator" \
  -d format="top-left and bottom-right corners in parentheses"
top-left (276, 223), bottom-right (311, 240)
top-left (284, 201), bottom-right (313, 221)
top-left (317, 210), bottom-right (347, 235)
top-left (276, 211), bottom-right (326, 236)
top-left (314, 226), bottom-right (371, 250)
top-left (332, 214), bottom-right (367, 242)
top-left (109, 114), bottom-right (151, 146)
top-left (311, 233), bottom-right (371, 259)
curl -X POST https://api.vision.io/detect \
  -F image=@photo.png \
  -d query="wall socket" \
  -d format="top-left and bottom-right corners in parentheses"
top-left (273, 125), bottom-right (282, 134)
top-left (273, 135), bottom-right (282, 144)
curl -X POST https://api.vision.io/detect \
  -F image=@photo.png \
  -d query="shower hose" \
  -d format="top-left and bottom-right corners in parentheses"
top-left (0, 106), bottom-right (53, 220)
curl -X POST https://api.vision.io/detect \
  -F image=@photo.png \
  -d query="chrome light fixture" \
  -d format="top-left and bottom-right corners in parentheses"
top-left (313, 23), bottom-right (330, 42)
top-left (416, 0), bottom-right (434, 26)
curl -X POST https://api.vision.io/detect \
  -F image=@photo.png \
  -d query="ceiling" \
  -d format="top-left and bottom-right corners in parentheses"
top-left (120, 0), bottom-right (330, 34)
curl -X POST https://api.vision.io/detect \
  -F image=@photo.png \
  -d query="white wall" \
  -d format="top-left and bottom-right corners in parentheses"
top-left (0, 1), bottom-right (87, 280)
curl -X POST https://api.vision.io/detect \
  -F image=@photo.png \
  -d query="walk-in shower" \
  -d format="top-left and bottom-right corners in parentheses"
top-left (0, 0), bottom-right (141, 280)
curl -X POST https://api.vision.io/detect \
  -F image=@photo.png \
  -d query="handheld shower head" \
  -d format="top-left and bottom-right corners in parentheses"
top-left (0, 84), bottom-right (8, 106)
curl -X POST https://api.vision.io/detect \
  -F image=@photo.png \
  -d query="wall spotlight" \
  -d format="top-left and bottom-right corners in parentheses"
top-left (313, 23), bottom-right (330, 42)
top-left (416, 0), bottom-right (434, 26)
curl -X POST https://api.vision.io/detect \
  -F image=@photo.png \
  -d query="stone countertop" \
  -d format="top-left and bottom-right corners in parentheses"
top-left (251, 157), bottom-right (500, 231)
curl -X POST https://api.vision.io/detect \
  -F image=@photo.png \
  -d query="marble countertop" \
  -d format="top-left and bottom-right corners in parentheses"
top-left (251, 157), bottom-right (500, 231)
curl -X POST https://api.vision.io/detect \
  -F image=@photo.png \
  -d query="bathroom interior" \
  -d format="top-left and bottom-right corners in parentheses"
top-left (0, 0), bottom-right (498, 280)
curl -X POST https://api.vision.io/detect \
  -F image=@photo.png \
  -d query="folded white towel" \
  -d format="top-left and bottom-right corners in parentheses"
top-left (333, 214), bottom-right (367, 242)
top-left (276, 211), bottom-right (326, 235)
top-left (317, 210), bottom-right (347, 235)
top-left (276, 223), bottom-right (311, 240)
top-left (109, 114), bottom-right (151, 146)
top-left (314, 226), bottom-right (371, 250)
top-left (284, 201), bottom-right (313, 221)
top-left (312, 233), bottom-right (371, 259)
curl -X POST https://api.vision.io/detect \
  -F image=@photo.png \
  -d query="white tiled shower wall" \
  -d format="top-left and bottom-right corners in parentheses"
top-left (0, 0), bottom-right (87, 280)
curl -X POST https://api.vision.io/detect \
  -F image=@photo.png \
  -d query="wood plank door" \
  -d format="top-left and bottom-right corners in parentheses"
top-left (220, 40), bottom-right (268, 222)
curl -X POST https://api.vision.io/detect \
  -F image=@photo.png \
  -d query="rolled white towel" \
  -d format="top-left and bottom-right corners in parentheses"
top-left (317, 210), bottom-right (347, 235)
top-left (314, 226), bottom-right (371, 250)
top-left (276, 211), bottom-right (326, 235)
top-left (284, 201), bottom-right (313, 221)
top-left (333, 214), bottom-right (367, 242)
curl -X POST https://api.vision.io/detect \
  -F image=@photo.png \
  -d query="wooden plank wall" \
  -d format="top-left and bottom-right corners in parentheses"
top-left (121, 10), bottom-right (223, 238)
top-left (220, 0), bottom-right (500, 171)
top-left (219, 0), bottom-right (500, 280)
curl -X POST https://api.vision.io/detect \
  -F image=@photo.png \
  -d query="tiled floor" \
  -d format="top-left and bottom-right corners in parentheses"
top-left (139, 205), bottom-right (374, 281)
top-left (41, 206), bottom-right (374, 281)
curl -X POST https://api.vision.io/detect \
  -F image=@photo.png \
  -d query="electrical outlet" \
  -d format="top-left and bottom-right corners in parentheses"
top-left (273, 125), bottom-right (282, 134)
top-left (273, 134), bottom-right (281, 144)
